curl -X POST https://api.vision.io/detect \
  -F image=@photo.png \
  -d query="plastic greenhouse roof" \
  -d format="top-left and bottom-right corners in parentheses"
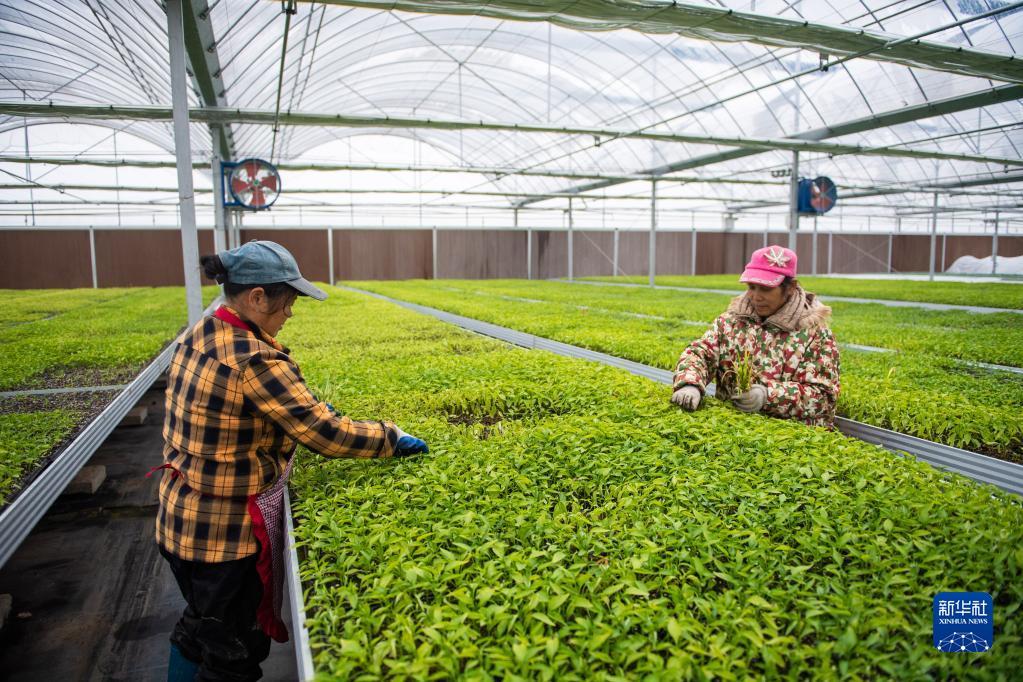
top-left (0, 0), bottom-right (1021, 226)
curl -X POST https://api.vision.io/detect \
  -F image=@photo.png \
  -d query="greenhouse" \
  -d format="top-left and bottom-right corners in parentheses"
top-left (0, 0), bottom-right (1021, 679)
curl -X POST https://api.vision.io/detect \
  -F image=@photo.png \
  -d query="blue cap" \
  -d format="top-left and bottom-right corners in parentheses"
top-left (218, 240), bottom-right (327, 301)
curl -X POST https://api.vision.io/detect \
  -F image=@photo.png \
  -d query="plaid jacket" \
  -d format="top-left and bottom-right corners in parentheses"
top-left (156, 306), bottom-right (399, 563)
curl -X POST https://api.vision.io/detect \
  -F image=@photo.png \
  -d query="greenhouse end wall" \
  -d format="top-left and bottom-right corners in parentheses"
top-left (1, 228), bottom-right (1020, 288)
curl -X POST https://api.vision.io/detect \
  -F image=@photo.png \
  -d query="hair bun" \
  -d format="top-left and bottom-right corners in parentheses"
top-left (199, 254), bottom-right (229, 283)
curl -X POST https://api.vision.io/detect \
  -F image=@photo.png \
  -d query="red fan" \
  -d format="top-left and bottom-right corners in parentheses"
top-left (228, 158), bottom-right (281, 210)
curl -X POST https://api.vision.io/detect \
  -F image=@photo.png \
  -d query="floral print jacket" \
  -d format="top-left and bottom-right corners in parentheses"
top-left (673, 285), bottom-right (841, 427)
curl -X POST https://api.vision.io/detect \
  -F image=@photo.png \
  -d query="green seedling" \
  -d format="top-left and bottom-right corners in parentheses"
top-left (348, 279), bottom-right (1023, 460)
top-left (723, 349), bottom-right (756, 396)
top-left (286, 286), bottom-right (1023, 680)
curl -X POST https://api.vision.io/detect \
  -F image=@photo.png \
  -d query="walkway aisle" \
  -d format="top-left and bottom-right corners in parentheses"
top-left (0, 384), bottom-right (297, 681)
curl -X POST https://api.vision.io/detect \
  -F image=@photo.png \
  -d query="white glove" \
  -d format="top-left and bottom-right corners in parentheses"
top-left (732, 384), bottom-right (768, 413)
top-left (671, 386), bottom-right (702, 411)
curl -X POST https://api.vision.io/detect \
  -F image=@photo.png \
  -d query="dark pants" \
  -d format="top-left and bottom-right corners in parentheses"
top-left (160, 546), bottom-right (271, 682)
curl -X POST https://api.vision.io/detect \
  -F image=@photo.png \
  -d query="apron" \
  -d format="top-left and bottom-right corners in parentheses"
top-left (247, 454), bottom-right (294, 643)
top-left (148, 454), bottom-right (294, 643)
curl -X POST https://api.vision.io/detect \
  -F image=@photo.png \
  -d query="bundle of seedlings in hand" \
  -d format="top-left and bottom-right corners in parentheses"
top-left (725, 348), bottom-right (756, 397)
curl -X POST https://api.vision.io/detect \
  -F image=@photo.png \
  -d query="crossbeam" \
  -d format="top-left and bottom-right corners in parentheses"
top-left (0, 184), bottom-right (749, 202)
top-left (1, 102), bottom-right (1019, 169)
top-left (0, 155), bottom-right (780, 185)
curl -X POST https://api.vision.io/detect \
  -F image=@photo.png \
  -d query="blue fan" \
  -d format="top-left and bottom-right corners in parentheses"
top-left (797, 176), bottom-right (837, 215)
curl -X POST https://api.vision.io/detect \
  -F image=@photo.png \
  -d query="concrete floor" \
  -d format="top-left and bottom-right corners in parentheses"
top-left (0, 385), bottom-right (298, 681)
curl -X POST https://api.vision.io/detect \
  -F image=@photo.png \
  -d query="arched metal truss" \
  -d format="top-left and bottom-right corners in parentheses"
top-left (0, 0), bottom-right (1020, 227)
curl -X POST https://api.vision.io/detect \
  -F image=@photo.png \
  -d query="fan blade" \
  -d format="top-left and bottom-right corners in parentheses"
top-left (258, 173), bottom-right (278, 192)
top-left (250, 187), bottom-right (266, 207)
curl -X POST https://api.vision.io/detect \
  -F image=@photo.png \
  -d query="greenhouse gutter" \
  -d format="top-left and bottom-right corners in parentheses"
top-left (284, 488), bottom-right (316, 681)
top-left (346, 287), bottom-right (1023, 498)
top-left (0, 298), bottom-right (216, 570)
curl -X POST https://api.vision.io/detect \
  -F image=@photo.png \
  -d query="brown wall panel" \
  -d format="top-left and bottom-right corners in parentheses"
top-left (721, 233), bottom-right (744, 274)
top-left (572, 231), bottom-right (615, 277)
top-left (697, 233), bottom-right (762, 274)
top-left (795, 233), bottom-right (830, 276)
top-left (690, 232), bottom-right (872, 277)
top-left (334, 229), bottom-right (432, 281)
top-left (240, 229), bottom-right (330, 283)
top-left (438, 229), bottom-right (526, 279)
top-left (694, 232), bottom-right (723, 275)
top-left (826, 234), bottom-right (888, 274)
top-left (95, 229), bottom-right (215, 287)
top-left (892, 235), bottom-right (933, 273)
top-left (0, 230), bottom-right (92, 288)
top-left (654, 232), bottom-right (693, 276)
top-left (1000, 236), bottom-right (1023, 258)
top-left (533, 230), bottom-right (567, 279)
top-left (615, 231), bottom-right (649, 277)
top-left (6, 228), bottom-right (1020, 289)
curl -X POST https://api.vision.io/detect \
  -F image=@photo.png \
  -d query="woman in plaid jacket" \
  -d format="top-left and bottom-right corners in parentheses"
top-left (155, 241), bottom-right (428, 681)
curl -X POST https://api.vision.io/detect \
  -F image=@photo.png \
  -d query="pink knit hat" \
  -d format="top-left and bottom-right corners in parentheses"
top-left (739, 245), bottom-right (797, 287)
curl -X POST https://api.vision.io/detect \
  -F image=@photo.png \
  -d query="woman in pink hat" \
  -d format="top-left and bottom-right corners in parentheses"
top-left (670, 245), bottom-right (840, 427)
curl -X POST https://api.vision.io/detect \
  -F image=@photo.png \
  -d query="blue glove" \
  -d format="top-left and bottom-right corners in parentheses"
top-left (395, 427), bottom-right (429, 457)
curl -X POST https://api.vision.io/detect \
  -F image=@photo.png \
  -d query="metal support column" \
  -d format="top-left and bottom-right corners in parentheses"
top-left (211, 129), bottom-right (226, 254)
top-left (517, 208), bottom-right (528, 280)
top-left (827, 232), bottom-right (833, 274)
top-left (327, 227), bottom-right (335, 286)
top-left (929, 192), bottom-right (939, 281)
top-left (648, 179), bottom-right (657, 287)
top-left (811, 215), bottom-right (818, 275)
top-left (167, 0), bottom-right (203, 324)
top-left (22, 99), bottom-right (34, 227)
top-left (788, 151), bottom-right (799, 251)
top-left (113, 131), bottom-right (121, 227)
top-left (941, 233), bottom-right (947, 273)
top-left (613, 227), bottom-right (619, 277)
top-left (690, 212), bottom-right (697, 276)
top-left (527, 223), bottom-right (533, 280)
top-left (432, 225), bottom-right (438, 279)
top-left (567, 198), bottom-right (574, 282)
top-left (887, 233), bottom-right (893, 273)
top-left (993, 211), bottom-right (1000, 275)
top-left (88, 227), bottom-right (98, 288)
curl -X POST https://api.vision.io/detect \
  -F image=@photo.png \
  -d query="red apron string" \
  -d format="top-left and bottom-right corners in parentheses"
top-left (146, 463), bottom-right (179, 479)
